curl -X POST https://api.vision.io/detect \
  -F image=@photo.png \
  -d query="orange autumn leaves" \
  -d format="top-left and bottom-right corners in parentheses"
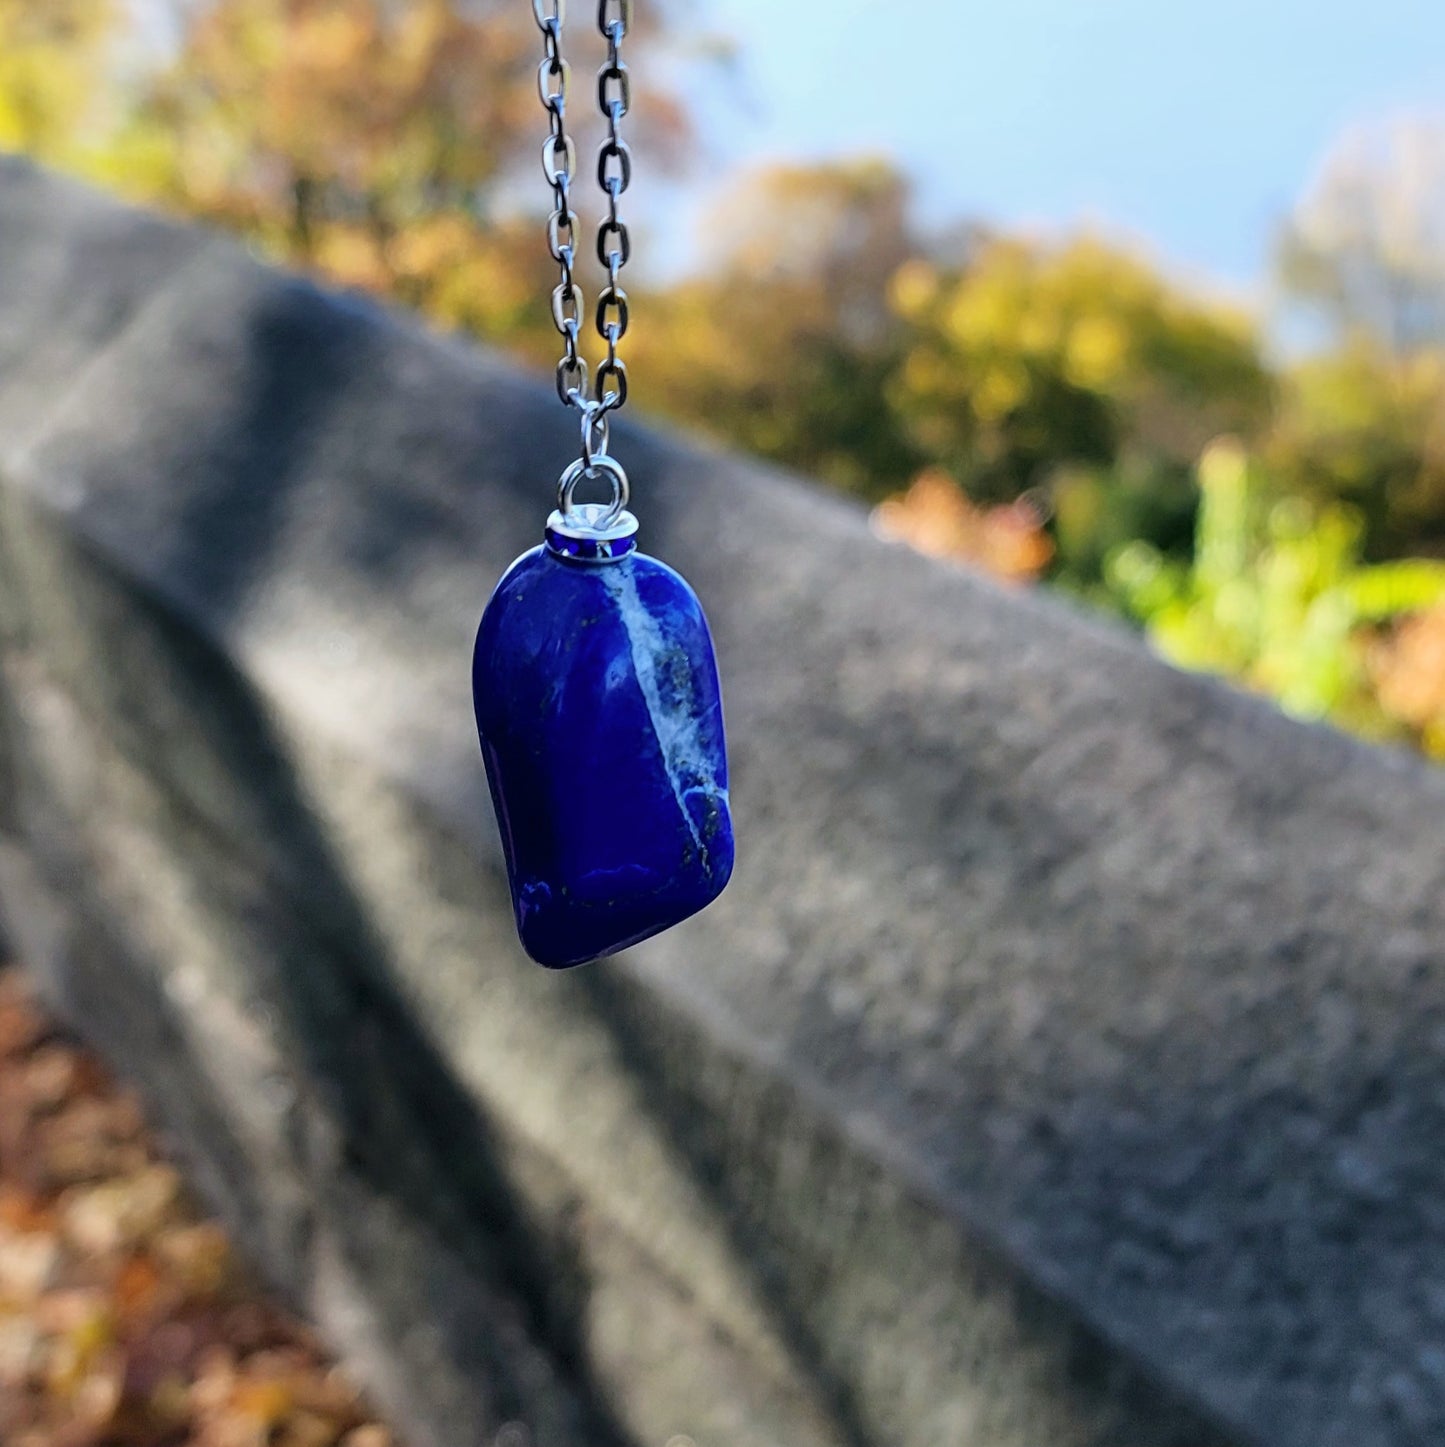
top-left (1371, 605), bottom-right (1445, 755)
top-left (0, 972), bottom-right (394, 1447)
top-left (872, 470), bottom-right (1054, 584)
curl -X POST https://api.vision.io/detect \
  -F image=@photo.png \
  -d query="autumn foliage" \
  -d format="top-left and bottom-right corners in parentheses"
top-left (2, 0), bottom-right (1444, 758)
top-left (0, 972), bottom-right (394, 1447)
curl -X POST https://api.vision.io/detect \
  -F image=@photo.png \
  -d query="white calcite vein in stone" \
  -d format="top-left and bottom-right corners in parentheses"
top-left (600, 560), bottom-right (725, 866)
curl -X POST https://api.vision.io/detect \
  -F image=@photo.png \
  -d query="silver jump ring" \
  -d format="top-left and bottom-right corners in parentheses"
top-left (581, 405), bottom-right (611, 467)
top-left (558, 454), bottom-right (630, 528)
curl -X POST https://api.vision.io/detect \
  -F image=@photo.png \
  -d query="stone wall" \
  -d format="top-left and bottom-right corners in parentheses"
top-left (1, 158), bottom-right (1443, 1447)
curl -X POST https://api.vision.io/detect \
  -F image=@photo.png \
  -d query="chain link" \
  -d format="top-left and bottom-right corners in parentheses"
top-left (533, 0), bottom-right (587, 408)
top-left (532, 0), bottom-right (635, 459)
top-left (593, 0), bottom-right (633, 417)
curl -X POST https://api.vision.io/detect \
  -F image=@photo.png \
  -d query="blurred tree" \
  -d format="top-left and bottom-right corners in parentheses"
top-left (94, 0), bottom-right (688, 349)
top-left (1267, 118), bottom-right (1445, 564)
top-left (630, 159), bottom-right (925, 500)
top-left (889, 236), bottom-right (1274, 496)
top-left (1109, 438), bottom-right (1445, 741)
top-left (886, 235), bottom-right (1274, 591)
top-left (1278, 117), bottom-right (1445, 356)
top-left (0, 0), bottom-right (122, 163)
top-left (699, 156), bottom-right (917, 346)
top-left (1265, 342), bottom-right (1445, 561)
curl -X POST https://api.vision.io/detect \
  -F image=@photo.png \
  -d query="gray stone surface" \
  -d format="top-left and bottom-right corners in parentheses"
top-left (0, 156), bottom-right (1443, 1447)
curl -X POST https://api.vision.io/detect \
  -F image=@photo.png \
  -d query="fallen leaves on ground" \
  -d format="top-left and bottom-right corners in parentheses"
top-left (0, 968), bottom-right (397, 1447)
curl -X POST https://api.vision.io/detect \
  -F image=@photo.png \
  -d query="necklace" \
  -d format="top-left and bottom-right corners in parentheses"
top-left (472, 0), bottom-right (735, 970)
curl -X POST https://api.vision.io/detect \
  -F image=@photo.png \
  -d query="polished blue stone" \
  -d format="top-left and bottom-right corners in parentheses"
top-left (473, 537), bottom-right (734, 969)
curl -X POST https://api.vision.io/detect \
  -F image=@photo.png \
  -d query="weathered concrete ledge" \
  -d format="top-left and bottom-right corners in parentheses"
top-left (1, 158), bottom-right (1444, 1447)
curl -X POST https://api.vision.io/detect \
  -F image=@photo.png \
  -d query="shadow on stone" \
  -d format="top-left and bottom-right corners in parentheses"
top-left (0, 394), bottom-right (639, 1447)
top-left (572, 965), bottom-right (1236, 1447)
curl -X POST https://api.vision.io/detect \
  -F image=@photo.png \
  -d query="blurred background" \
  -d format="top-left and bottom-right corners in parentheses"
top-left (3, 0), bottom-right (1443, 754)
top-left (3, 6), bottom-right (1445, 1446)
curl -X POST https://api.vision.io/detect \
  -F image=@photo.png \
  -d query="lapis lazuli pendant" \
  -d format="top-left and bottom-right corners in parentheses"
top-left (473, 498), bottom-right (734, 969)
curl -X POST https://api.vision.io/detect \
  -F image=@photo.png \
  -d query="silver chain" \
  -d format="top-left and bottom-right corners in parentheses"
top-left (532, 0), bottom-right (634, 477)
top-left (594, 0), bottom-right (633, 421)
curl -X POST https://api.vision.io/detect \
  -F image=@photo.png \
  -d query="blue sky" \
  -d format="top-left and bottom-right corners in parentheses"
top-left (672, 0), bottom-right (1445, 292)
